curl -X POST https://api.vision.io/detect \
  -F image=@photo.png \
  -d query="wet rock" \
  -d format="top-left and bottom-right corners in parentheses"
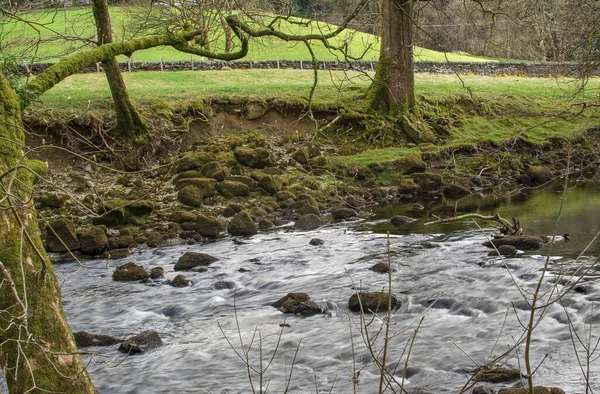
top-left (390, 215), bottom-right (416, 226)
top-left (169, 274), bottom-right (191, 287)
top-left (498, 387), bottom-right (564, 394)
top-left (411, 172), bottom-right (442, 192)
top-left (94, 199), bottom-right (157, 226)
top-left (228, 212), bottom-right (258, 237)
top-left (174, 178), bottom-right (216, 196)
top-left (442, 183), bottom-right (471, 199)
top-left (348, 292), bottom-right (398, 313)
top-left (169, 211), bottom-right (198, 224)
top-left (369, 262), bottom-right (393, 273)
top-left (488, 244), bottom-right (518, 256)
top-left (219, 180), bottom-right (250, 197)
top-left (474, 366), bottom-right (523, 383)
top-left (174, 252), bottom-right (218, 271)
top-left (78, 226), bottom-right (109, 255)
top-left (395, 153), bottom-right (427, 175)
top-left (118, 330), bottom-right (163, 355)
top-left (146, 232), bottom-right (164, 248)
top-left (309, 238), bottom-right (324, 246)
top-left (74, 331), bottom-right (120, 348)
top-left (483, 236), bottom-right (549, 250)
top-left (272, 293), bottom-right (321, 315)
top-left (222, 203), bottom-right (243, 217)
top-left (526, 165), bottom-right (553, 185)
top-left (396, 183), bottom-right (420, 198)
top-left (212, 280), bottom-right (236, 290)
top-left (109, 235), bottom-right (136, 250)
top-left (234, 147), bottom-right (272, 169)
top-left (195, 214), bottom-right (226, 237)
top-left (150, 267), bottom-right (165, 279)
top-left (331, 207), bottom-right (357, 220)
top-left (238, 268), bottom-right (251, 273)
top-left (177, 186), bottom-right (204, 207)
top-left (113, 262), bottom-right (149, 281)
top-left (258, 219), bottom-right (274, 230)
top-left (294, 214), bottom-right (321, 230)
top-left (45, 218), bottom-right (80, 252)
top-left (258, 175), bottom-right (283, 195)
top-left (35, 192), bottom-right (69, 209)
top-left (104, 248), bottom-right (130, 260)
top-left (472, 387), bottom-right (495, 394)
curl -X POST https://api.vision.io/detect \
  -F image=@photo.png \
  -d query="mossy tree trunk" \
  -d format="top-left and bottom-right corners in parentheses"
top-left (0, 72), bottom-right (97, 393)
top-left (364, 0), bottom-right (415, 115)
top-left (92, 0), bottom-right (149, 140)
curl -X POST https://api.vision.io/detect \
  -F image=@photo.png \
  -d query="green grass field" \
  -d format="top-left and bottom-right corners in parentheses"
top-left (4, 7), bottom-right (504, 63)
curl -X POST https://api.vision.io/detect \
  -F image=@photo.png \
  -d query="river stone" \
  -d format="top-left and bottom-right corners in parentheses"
top-left (396, 153), bottom-right (427, 175)
top-left (113, 262), bottom-right (149, 281)
top-left (150, 267), bottom-right (165, 279)
top-left (177, 185), bottom-right (204, 207)
top-left (294, 214), bottom-right (321, 230)
top-left (222, 203), bottom-right (243, 217)
top-left (442, 183), bottom-right (471, 199)
top-left (526, 165), bottom-right (553, 185)
top-left (472, 387), bottom-right (495, 394)
top-left (94, 199), bottom-right (157, 226)
top-left (118, 330), bottom-right (163, 355)
top-left (474, 366), bottom-right (523, 383)
top-left (174, 177), bottom-right (216, 196)
top-left (45, 218), bottom-right (80, 252)
top-left (498, 387), bottom-right (564, 394)
top-left (35, 192), bottom-right (69, 209)
top-left (369, 262), bottom-right (393, 273)
top-left (219, 180), bottom-right (250, 197)
top-left (74, 331), bottom-right (120, 348)
top-left (331, 207), bottom-right (357, 220)
top-left (258, 219), bottom-right (274, 230)
top-left (411, 172), bottom-right (442, 192)
top-left (200, 161), bottom-right (227, 180)
top-left (390, 215), bottom-right (415, 226)
top-left (258, 175), bottom-right (282, 195)
top-left (234, 147), bottom-right (272, 169)
top-left (488, 244), bottom-right (518, 257)
top-left (146, 232), bottom-right (164, 248)
top-left (212, 280), bottom-right (236, 290)
top-left (348, 292), bottom-right (398, 313)
top-left (483, 235), bottom-right (549, 250)
top-left (195, 214), bottom-right (226, 237)
top-left (272, 293), bottom-right (314, 314)
top-left (104, 248), bottom-right (130, 260)
top-left (175, 151), bottom-right (213, 172)
top-left (78, 226), bottom-right (109, 255)
top-left (169, 274), bottom-right (191, 287)
top-left (225, 176), bottom-right (256, 189)
top-left (170, 211), bottom-right (198, 224)
top-left (309, 238), bottom-right (324, 246)
top-left (174, 252), bottom-right (218, 271)
top-left (228, 212), bottom-right (258, 236)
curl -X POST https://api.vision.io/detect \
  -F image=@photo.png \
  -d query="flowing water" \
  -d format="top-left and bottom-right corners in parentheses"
top-left (3, 181), bottom-right (600, 393)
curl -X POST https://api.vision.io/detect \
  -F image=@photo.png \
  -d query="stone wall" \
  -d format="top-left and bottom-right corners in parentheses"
top-left (22, 59), bottom-right (598, 77)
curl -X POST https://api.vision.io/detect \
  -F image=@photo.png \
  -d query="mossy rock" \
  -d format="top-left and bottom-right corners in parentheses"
top-left (411, 172), bottom-right (442, 192)
top-left (174, 177), bottom-right (217, 196)
top-left (483, 235), bottom-right (549, 250)
top-left (234, 147), bottom-right (272, 169)
top-left (294, 214), bottom-right (321, 230)
top-left (173, 170), bottom-right (204, 183)
top-left (218, 180), bottom-right (250, 197)
top-left (331, 207), bottom-right (357, 220)
top-left (275, 191), bottom-right (295, 202)
top-left (474, 367), bottom-right (523, 383)
top-left (396, 182), bottom-right (420, 196)
top-left (77, 226), bottom-right (109, 255)
top-left (258, 175), bottom-right (283, 195)
top-left (174, 252), bottom-right (218, 271)
top-left (169, 211), bottom-right (198, 224)
top-left (308, 155), bottom-right (329, 168)
top-left (222, 203), bottom-right (243, 217)
top-left (35, 192), bottom-right (69, 209)
top-left (225, 175), bottom-right (256, 188)
top-left (442, 183), bottom-right (471, 199)
top-left (45, 218), bottom-right (80, 252)
top-left (201, 161), bottom-right (228, 181)
top-left (94, 199), bottom-right (157, 226)
top-left (348, 291), bottom-right (398, 313)
top-left (176, 151), bottom-right (214, 172)
top-left (195, 214), bottom-right (226, 237)
top-left (113, 262), bottom-right (149, 281)
top-left (497, 387), bottom-right (564, 394)
top-left (108, 235), bottom-right (136, 250)
top-left (26, 159), bottom-right (48, 184)
top-left (177, 186), bottom-right (204, 207)
top-left (228, 212), bottom-right (258, 236)
top-left (526, 165), bottom-right (553, 185)
top-left (118, 330), bottom-right (163, 355)
top-left (292, 148), bottom-right (310, 165)
top-left (395, 154), bottom-right (427, 175)
top-left (244, 102), bottom-right (268, 120)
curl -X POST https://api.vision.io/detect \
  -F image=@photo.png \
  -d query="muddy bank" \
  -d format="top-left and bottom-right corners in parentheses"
top-left (25, 100), bottom-right (600, 261)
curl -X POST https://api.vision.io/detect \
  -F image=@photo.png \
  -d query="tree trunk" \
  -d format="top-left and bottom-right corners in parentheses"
top-left (0, 73), bottom-right (97, 393)
top-left (364, 0), bottom-right (415, 114)
top-left (92, 0), bottom-right (148, 140)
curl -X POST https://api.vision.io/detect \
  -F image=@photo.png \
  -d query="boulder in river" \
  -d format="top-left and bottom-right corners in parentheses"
top-left (169, 274), bottom-right (191, 287)
top-left (227, 212), bottom-right (258, 236)
top-left (488, 244), bottom-right (518, 257)
top-left (174, 252), bottom-right (218, 271)
top-left (272, 293), bottom-right (322, 316)
top-left (74, 331), bottom-right (121, 348)
top-left (390, 215), bottom-right (416, 226)
top-left (78, 225), bottom-right (109, 255)
top-left (348, 291), bottom-right (398, 313)
top-left (196, 214), bottom-right (226, 237)
top-left (369, 262), bottom-right (393, 273)
top-left (309, 238), bottom-right (324, 246)
top-left (483, 235), bottom-right (549, 250)
top-left (45, 218), bottom-right (79, 252)
top-left (330, 207), bottom-right (357, 220)
top-left (118, 330), bottom-right (163, 355)
top-left (113, 262), bottom-right (149, 281)
top-left (150, 267), bottom-right (165, 279)
top-left (294, 214), bottom-right (321, 230)
top-left (103, 248), bottom-right (130, 260)
top-left (498, 387), bottom-right (564, 394)
top-left (474, 366), bottom-right (523, 383)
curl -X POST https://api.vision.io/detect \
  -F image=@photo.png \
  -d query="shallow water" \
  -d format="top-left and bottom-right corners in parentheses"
top-left (3, 181), bottom-right (600, 394)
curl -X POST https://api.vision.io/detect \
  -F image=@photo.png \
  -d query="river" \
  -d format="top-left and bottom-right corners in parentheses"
top-left (2, 180), bottom-right (600, 393)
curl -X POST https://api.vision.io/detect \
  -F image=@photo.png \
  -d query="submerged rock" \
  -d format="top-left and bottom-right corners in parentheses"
top-left (113, 262), bottom-right (149, 281)
top-left (474, 366), bottom-right (523, 383)
top-left (169, 274), bottom-right (191, 287)
top-left (483, 235), bottom-right (549, 250)
top-left (119, 330), bottom-right (163, 355)
top-left (348, 291), bottom-right (398, 313)
top-left (174, 252), bottom-right (218, 271)
top-left (488, 244), bottom-right (518, 257)
top-left (272, 293), bottom-right (322, 316)
top-left (74, 331), bottom-right (120, 348)
top-left (330, 207), bottom-right (357, 220)
top-left (369, 262), bottom-right (393, 273)
top-left (309, 238), bottom-right (324, 246)
top-left (390, 215), bottom-right (415, 226)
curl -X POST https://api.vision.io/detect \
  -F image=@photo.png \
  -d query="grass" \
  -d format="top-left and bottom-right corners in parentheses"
top-left (4, 6), bottom-right (505, 64)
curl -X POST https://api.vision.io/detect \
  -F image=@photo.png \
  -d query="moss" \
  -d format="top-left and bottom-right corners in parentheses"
top-left (25, 159), bottom-right (48, 184)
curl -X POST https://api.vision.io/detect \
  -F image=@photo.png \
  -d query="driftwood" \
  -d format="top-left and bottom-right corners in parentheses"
top-left (424, 213), bottom-right (523, 236)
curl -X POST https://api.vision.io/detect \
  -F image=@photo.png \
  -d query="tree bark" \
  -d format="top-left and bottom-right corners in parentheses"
top-left (364, 0), bottom-right (415, 114)
top-left (93, 0), bottom-right (149, 140)
top-left (0, 72), bottom-right (97, 394)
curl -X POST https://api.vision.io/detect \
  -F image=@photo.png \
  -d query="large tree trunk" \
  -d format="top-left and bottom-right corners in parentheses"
top-left (364, 0), bottom-right (415, 114)
top-left (92, 0), bottom-right (148, 140)
top-left (0, 72), bottom-right (97, 393)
